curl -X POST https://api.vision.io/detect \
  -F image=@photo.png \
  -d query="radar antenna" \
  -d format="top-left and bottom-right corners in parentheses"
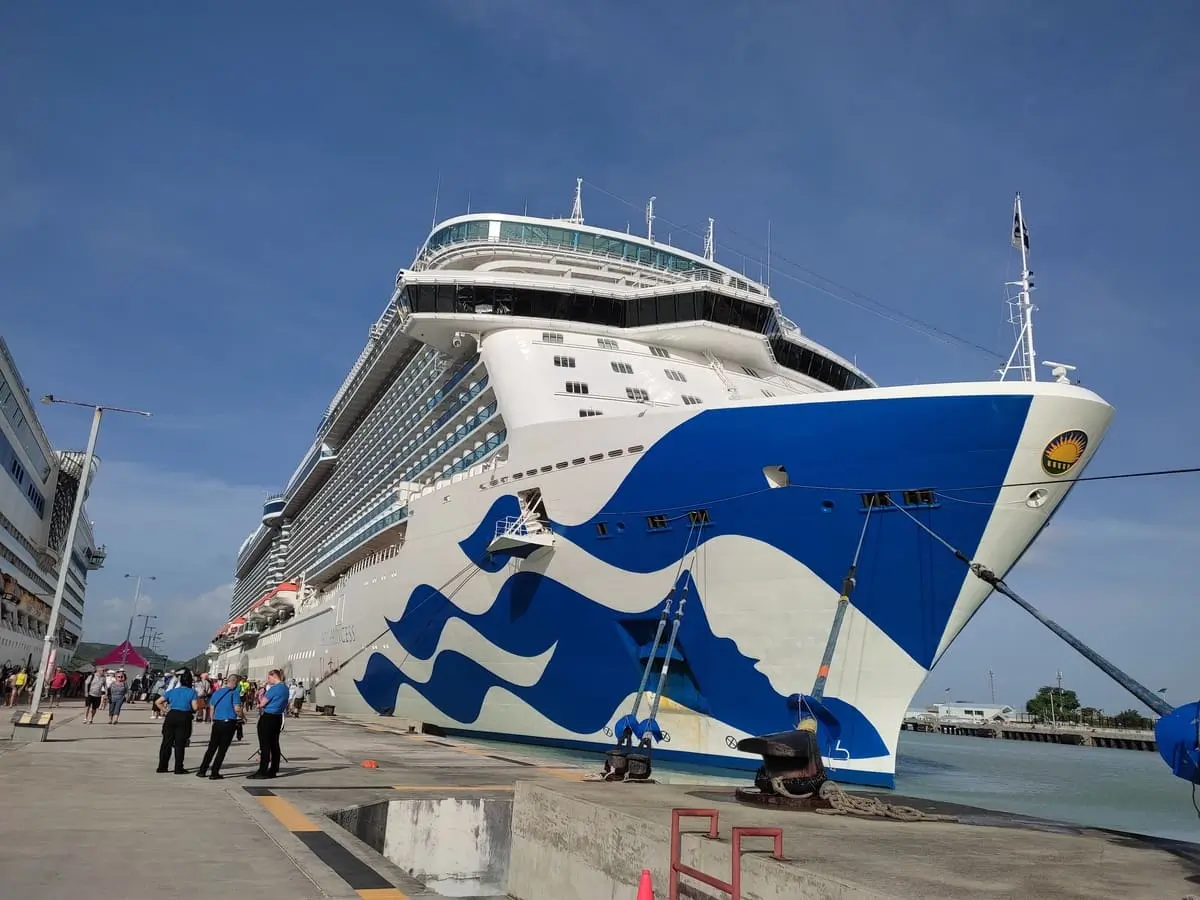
top-left (568, 177), bottom-right (584, 224)
top-left (998, 192), bottom-right (1037, 382)
top-left (646, 196), bottom-right (656, 243)
top-left (703, 217), bottom-right (715, 261)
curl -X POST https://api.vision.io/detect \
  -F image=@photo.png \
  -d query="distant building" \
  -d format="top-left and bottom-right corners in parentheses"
top-left (906, 702), bottom-right (1015, 723)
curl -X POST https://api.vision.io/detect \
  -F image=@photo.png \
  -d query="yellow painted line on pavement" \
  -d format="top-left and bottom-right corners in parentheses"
top-left (255, 794), bottom-right (322, 832)
top-left (356, 889), bottom-right (409, 899)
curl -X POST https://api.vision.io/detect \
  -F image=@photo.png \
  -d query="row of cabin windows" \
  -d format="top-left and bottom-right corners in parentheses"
top-left (552, 354), bottom-right (686, 384)
top-left (563, 383), bottom-right (695, 405)
top-left (543, 331), bottom-right (671, 360)
top-left (546, 344), bottom-right (783, 400)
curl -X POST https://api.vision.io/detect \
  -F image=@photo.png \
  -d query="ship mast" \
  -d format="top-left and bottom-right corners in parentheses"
top-left (567, 177), bottom-right (584, 224)
top-left (999, 193), bottom-right (1037, 382)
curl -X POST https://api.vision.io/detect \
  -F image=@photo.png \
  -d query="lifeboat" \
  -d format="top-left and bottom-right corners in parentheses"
top-left (267, 581), bottom-right (299, 610)
top-left (246, 596), bottom-right (271, 624)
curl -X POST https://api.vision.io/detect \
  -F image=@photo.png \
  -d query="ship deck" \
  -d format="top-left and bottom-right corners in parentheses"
top-left (0, 702), bottom-right (1194, 899)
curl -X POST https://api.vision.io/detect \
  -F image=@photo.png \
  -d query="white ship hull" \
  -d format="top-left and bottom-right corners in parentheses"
top-left (215, 379), bottom-right (1111, 787)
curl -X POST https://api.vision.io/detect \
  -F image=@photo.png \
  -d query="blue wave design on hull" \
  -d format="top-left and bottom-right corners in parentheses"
top-left (354, 392), bottom-right (1042, 782)
top-left (354, 570), bottom-right (888, 760)
top-left (458, 494), bottom-right (521, 573)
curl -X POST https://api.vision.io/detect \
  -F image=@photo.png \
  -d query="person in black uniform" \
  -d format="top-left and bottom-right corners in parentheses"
top-left (249, 669), bottom-right (289, 779)
top-left (155, 670), bottom-right (199, 773)
top-left (196, 673), bottom-right (244, 780)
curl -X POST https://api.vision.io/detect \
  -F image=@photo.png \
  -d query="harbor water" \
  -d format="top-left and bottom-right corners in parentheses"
top-left (461, 729), bottom-right (1200, 843)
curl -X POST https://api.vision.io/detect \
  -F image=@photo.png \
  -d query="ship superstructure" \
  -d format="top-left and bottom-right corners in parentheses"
top-left (0, 336), bottom-right (104, 669)
top-left (214, 185), bottom-right (1112, 786)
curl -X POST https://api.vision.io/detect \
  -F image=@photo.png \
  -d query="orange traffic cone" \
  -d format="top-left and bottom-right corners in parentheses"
top-left (636, 868), bottom-right (653, 900)
top-left (361, 759), bottom-right (378, 768)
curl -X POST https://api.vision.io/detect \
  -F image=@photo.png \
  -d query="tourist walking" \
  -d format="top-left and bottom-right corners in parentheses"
top-left (249, 669), bottom-right (288, 780)
top-left (106, 671), bottom-right (129, 724)
top-left (82, 669), bottom-right (105, 724)
top-left (48, 667), bottom-right (68, 707)
top-left (196, 674), bottom-right (243, 780)
top-left (155, 670), bottom-right (199, 774)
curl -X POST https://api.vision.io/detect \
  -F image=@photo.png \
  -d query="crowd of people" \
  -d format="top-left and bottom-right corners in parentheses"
top-left (3, 657), bottom-right (314, 780)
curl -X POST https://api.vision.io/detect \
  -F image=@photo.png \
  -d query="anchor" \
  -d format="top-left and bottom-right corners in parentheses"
top-left (735, 507), bottom-right (874, 810)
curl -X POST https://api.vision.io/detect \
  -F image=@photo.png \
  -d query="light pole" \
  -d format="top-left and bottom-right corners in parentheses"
top-left (29, 395), bottom-right (151, 718)
top-left (137, 614), bottom-right (158, 647)
top-left (124, 574), bottom-right (156, 643)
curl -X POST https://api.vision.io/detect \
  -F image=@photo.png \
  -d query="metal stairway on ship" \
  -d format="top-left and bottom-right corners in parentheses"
top-left (487, 488), bottom-right (556, 559)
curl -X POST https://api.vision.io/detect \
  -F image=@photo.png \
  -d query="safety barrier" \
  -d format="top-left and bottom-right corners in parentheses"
top-left (668, 808), bottom-right (784, 900)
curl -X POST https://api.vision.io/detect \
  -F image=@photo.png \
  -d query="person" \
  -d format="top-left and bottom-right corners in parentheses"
top-left (288, 679), bottom-right (305, 717)
top-left (193, 672), bottom-right (210, 723)
top-left (149, 672), bottom-right (168, 719)
top-left (106, 671), bottom-right (129, 724)
top-left (155, 670), bottom-right (199, 774)
top-left (48, 667), bottom-right (68, 707)
top-left (196, 673), bottom-right (243, 780)
top-left (249, 669), bottom-right (288, 779)
top-left (82, 669), bottom-right (105, 724)
top-left (11, 667), bottom-right (28, 705)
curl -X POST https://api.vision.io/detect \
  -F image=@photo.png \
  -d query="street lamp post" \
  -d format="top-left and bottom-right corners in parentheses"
top-left (124, 574), bottom-right (156, 643)
top-left (29, 395), bottom-right (151, 719)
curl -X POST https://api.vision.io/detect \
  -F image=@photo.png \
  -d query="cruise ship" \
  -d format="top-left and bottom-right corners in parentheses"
top-left (0, 336), bottom-right (105, 672)
top-left (211, 185), bottom-right (1112, 787)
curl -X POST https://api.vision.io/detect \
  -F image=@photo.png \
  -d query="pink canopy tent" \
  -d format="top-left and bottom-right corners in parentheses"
top-left (93, 641), bottom-right (150, 680)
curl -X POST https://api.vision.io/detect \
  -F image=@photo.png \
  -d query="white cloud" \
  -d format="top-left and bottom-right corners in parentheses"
top-left (79, 461), bottom-right (266, 660)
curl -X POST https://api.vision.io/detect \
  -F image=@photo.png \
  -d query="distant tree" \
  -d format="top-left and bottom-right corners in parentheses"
top-left (1112, 709), bottom-right (1152, 730)
top-left (1025, 685), bottom-right (1081, 723)
top-left (1078, 706), bottom-right (1100, 725)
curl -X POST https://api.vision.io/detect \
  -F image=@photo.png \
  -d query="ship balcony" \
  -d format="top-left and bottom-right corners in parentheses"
top-left (280, 445), bottom-right (339, 518)
top-left (262, 495), bottom-right (286, 527)
top-left (488, 515), bottom-right (555, 558)
top-left (85, 545), bottom-right (107, 570)
top-left (204, 643), bottom-right (220, 656)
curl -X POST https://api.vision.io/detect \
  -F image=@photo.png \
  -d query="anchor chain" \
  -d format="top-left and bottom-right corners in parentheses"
top-left (814, 781), bottom-right (956, 823)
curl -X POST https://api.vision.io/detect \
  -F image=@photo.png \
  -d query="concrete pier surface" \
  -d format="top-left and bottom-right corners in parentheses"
top-left (1, 702), bottom-right (1196, 900)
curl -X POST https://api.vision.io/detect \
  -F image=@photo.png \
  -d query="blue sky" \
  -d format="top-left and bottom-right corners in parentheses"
top-left (2, 3), bottom-right (1197, 712)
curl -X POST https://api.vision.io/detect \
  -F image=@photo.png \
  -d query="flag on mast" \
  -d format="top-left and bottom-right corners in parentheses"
top-left (1011, 193), bottom-right (1030, 253)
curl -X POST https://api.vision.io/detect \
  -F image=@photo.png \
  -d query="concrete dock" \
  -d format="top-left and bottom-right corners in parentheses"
top-left (1, 701), bottom-right (1196, 899)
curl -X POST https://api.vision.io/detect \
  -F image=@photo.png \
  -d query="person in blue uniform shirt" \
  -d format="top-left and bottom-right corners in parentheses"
top-left (155, 670), bottom-right (199, 773)
top-left (196, 673), bottom-right (244, 780)
top-left (249, 669), bottom-right (289, 779)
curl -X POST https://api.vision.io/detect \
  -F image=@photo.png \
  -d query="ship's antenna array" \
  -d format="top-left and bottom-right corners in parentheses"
top-left (766, 219), bottom-right (772, 294)
top-left (646, 196), bottom-right (656, 242)
top-left (703, 217), bottom-right (715, 262)
top-left (568, 177), bottom-right (584, 224)
top-left (998, 193), bottom-right (1037, 382)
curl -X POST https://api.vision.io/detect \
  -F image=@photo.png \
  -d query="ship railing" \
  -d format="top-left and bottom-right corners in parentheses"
top-left (318, 298), bottom-right (406, 433)
top-left (493, 514), bottom-right (552, 540)
top-left (409, 232), bottom-right (756, 291)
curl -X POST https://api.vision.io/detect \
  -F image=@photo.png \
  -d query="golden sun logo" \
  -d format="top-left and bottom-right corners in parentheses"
top-left (1041, 430), bottom-right (1089, 476)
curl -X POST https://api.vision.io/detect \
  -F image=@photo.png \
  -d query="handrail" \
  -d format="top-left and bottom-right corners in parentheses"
top-left (668, 808), bottom-right (784, 900)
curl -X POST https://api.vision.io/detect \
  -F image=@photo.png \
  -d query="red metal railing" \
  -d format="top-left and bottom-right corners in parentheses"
top-left (668, 808), bottom-right (784, 900)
